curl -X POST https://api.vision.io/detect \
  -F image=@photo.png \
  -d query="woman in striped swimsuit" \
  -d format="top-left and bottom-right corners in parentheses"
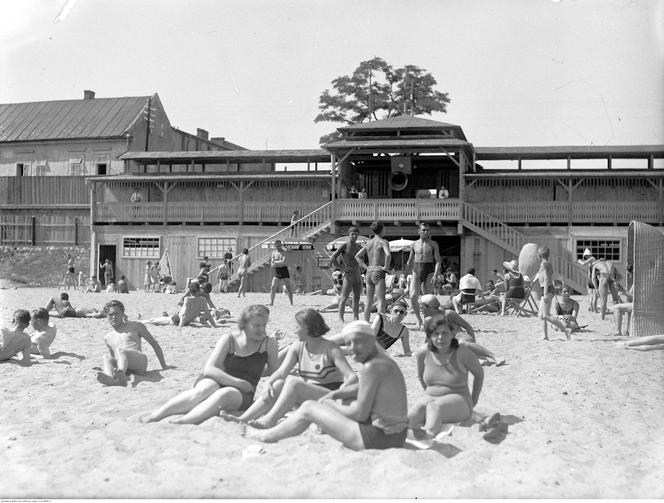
top-left (228, 309), bottom-right (357, 428)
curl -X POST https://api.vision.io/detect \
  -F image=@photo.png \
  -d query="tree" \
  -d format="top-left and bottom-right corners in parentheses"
top-left (315, 57), bottom-right (451, 144)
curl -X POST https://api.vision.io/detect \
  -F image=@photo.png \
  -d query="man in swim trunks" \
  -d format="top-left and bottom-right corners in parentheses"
top-left (355, 221), bottom-right (391, 321)
top-left (592, 258), bottom-right (622, 321)
top-left (45, 292), bottom-right (105, 318)
top-left (537, 247), bottom-right (571, 341)
top-left (245, 320), bottom-right (408, 450)
top-left (577, 249), bottom-right (598, 312)
top-left (65, 254), bottom-right (75, 290)
top-left (406, 223), bottom-right (442, 328)
top-left (270, 240), bottom-right (294, 306)
top-left (97, 300), bottom-right (169, 387)
top-left (143, 295), bottom-right (217, 328)
top-left (0, 310), bottom-right (32, 365)
top-left (330, 226), bottom-right (363, 322)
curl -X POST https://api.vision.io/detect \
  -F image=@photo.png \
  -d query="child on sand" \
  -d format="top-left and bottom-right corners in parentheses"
top-left (84, 276), bottom-right (101, 293)
top-left (97, 300), bottom-right (168, 387)
top-left (0, 310), bottom-right (32, 365)
top-left (29, 308), bottom-right (56, 358)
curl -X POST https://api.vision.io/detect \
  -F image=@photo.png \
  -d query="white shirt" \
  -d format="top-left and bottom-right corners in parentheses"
top-left (459, 273), bottom-right (482, 291)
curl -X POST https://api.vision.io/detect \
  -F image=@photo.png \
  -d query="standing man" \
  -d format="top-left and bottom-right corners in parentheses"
top-left (270, 240), bottom-right (294, 306)
top-left (577, 248), bottom-right (598, 313)
top-left (100, 258), bottom-right (114, 288)
top-left (537, 247), bottom-right (571, 341)
top-left (355, 221), bottom-right (391, 321)
top-left (592, 258), bottom-right (622, 321)
top-left (406, 223), bottom-right (441, 329)
top-left (330, 226), bottom-right (363, 322)
top-left (65, 254), bottom-right (76, 290)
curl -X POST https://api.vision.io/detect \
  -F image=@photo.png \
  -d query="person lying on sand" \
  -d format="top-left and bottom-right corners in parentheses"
top-left (408, 315), bottom-right (484, 441)
top-left (29, 308), bottom-right (56, 358)
top-left (244, 320), bottom-right (408, 450)
top-left (97, 300), bottom-right (168, 387)
top-left (327, 300), bottom-right (412, 357)
top-left (617, 334), bottom-right (664, 351)
top-left (419, 295), bottom-right (504, 365)
top-left (224, 309), bottom-right (356, 428)
top-left (0, 309), bottom-right (32, 365)
top-left (45, 292), bottom-right (105, 318)
top-left (141, 304), bottom-right (279, 424)
top-left (142, 295), bottom-right (217, 328)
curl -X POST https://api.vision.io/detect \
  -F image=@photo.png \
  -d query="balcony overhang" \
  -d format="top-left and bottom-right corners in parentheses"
top-left (118, 149), bottom-right (330, 164)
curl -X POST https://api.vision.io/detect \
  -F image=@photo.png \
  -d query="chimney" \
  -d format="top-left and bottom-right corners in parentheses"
top-left (211, 136), bottom-right (226, 144)
top-left (83, 90), bottom-right (95, 100)
top-left (196, 128), bottom-right (209, 141)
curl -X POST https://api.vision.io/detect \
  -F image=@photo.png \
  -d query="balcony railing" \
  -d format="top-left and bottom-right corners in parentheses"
top-left (335, 198), bottom-right (462, 222)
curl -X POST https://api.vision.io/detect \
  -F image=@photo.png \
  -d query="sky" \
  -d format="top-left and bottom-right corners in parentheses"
top-left (1, 0), bottom-right (663, 150)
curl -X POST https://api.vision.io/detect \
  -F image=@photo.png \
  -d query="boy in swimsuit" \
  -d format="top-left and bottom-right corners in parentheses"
top-left (537, 247), bottom-right (571, 341)
top-left (330, 226), bottom-right (363, 322)
top-left (407, 223), bottom-right (442, 329)
top-left (29, 308), bottom-right (57, 358)
top-left (269, 240), bottom-right (294, 306)
top-left (355, 221), bottom-right (391, 322)
top-left (97, 300), bottom-right (168, 387)
top-left (245, 320), bottom-right (409, 450)
top-left (0, 310), bottom-right (32, 365)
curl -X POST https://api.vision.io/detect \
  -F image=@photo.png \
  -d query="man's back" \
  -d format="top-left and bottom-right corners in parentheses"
top-left (363, 353), bottom-right (408, 432)
top-left (365, 237), bottom-right (388, 267)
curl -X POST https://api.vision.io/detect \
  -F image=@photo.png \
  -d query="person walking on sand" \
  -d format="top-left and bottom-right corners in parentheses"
top-left (237, 248), bottom-right (250, 297)
top-left (330, 226), bottom-right (363, 322)
top-left (0, 309), bottom-right (32, 365)
top-left (355, 221), bottom-right (391, 321)
top-left (269, 240), bottom-right (294, 306)
top-left (244, 320), bottom-right (408, 450)
top-left (97, 300), bottom-right (168, 387)
top-left (537, 247), bottom-right (571, 341)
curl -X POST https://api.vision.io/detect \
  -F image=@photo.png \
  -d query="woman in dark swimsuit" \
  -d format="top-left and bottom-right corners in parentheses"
top-left (142, 304), bottom-right (279, 424)
top-left (554, 285), bottom-right (581, 332)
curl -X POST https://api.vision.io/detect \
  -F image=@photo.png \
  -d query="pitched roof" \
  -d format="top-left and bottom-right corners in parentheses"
top-left (0, 96), bottom-right (150, 142)
top-left (337, 115), bottom-right (461, 130)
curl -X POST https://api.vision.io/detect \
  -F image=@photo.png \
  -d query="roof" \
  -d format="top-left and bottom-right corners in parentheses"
top-left (119, 149), bottom-right (330, 163)
top-left (85, 172), bottom-right (333, 184)
top-left (337, 115), bottom-right (461, 132)
top-left (0, 96), bottom-right (150, 142)
top-left (475, 145), bottom-right (664, 160)
top-left (323, 138), bottom-right (471, 152)
top-left (466, 169), bottom-right (664, 179)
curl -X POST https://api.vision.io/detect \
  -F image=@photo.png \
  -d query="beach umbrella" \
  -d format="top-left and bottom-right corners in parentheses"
top-left (325, 235), bottom-right (370, 252)
top-left (518, 243), bottom-right (540, 281)
top-left (388, 238), bottom-right (415, 253)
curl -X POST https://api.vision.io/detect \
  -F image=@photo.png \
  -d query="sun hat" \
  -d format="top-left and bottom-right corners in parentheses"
top-left (502, 259), bottom-right (519, 274)
top-left (341, 320), bottom-right (375, 339)
top-left (582, 248), bottom-right (592, 258)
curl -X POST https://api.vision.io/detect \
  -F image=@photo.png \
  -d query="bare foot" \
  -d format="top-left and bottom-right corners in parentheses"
top-left (543, 336), bottom-right (549, 341)
top-left (220, 412), bottom-right (244, 424)
top-left (242, 425), bottom-right (270, 442)
top-left (249, 417), bottom-right (276, 430)
top-left (96, 371), bottom-right (125, 387)
top-left (139, 411), bottom-right (160, 423)
top-left (565, 328), bottom-right (572, 341)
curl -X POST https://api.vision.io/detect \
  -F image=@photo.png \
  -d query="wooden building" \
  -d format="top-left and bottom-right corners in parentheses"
top-left (86, 116), bottom-right (664, 293)
top-left (0, 91), bottom-right (240, 246)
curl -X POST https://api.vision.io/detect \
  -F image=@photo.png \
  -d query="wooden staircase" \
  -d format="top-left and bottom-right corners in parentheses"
top-left (461, 202), bottom-right (588, 294)
top-left (228, 202), bottom-right (333, 285)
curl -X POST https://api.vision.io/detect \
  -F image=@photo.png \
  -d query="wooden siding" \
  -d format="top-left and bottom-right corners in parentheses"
top-left (0, 176), bottom-right (89, 205)
top-left (0, 214), bottom-right (90, 245)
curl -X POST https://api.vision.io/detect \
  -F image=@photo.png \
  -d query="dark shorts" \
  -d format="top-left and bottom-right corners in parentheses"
top-left (342, 272), bottom-right (363, 292)
top-left (413, 262), bottom-right (435, 281)
top-left (358, 422), bottom-right (407, 450)
top-left (67, 267), bottom-right (75, 274)
top-left (505, 287), bottom-right (525, 299)
top-left (63, 308), bottom-right (77, 318)
top-left (316, 381), bottom-right (342, 391)
top-left (366, 267), bottom-right (386, 286)
top-left (274, 266), bottom-right (290, 280)
top-left (460, 289), bottom-right (476, 304)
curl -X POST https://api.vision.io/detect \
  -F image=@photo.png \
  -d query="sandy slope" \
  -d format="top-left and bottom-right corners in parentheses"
top-left (0, 287), bottom-right (662, 498)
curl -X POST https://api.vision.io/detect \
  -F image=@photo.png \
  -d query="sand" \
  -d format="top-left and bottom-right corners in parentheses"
top-left (0, 287), bottom-right (662, 498)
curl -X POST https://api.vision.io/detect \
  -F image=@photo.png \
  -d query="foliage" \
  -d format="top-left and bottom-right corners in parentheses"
top-left (315, 57), bottom-right (451, 144)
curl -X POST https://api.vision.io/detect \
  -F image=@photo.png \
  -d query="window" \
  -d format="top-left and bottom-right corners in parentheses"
top-left (122, 236), bottom-right (160, 258)
top-left (198, 237), bottom-right (236, 259)
top-left (576, 239), bottom-right (621, 261)
top-left (69, 158), bottom-right (84, 176)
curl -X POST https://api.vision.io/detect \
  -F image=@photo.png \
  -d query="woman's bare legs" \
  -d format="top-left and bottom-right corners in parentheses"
top-left (141, 378), bottom-right (219, 422)
top-left (171, 387), bottom-right (243, 424)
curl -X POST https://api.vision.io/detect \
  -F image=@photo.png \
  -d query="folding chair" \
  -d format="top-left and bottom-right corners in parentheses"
top-left (505, 281), bottom-right (538, 317)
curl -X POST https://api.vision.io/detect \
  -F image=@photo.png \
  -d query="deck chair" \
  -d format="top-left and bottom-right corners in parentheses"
top-left (629, 221), bottom-right (664, 337)
top-left (505, 281), bottom-right (538, 317)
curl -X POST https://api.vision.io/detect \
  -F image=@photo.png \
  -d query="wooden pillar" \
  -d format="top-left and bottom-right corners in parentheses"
top-left (163, 181), bottom-right (168, 226)
top-left (239, 181), bottom-right (244, 224)
top-left (31, 216), bottom-right (36, 245)
top-left (74, 216), bottom-right (79, 246)
top-left (607, 157), bottom-right (612, 170)
top-left (567, 179), bottom-right (573, 230)
top-left (458, 149), bottom-right (466, 233)
top-left (330, 154), bottom-right (337, 221)
top-left (89, 183), bottom-right (97, 278)
top-left (659, 178), bottom-right (664, 225)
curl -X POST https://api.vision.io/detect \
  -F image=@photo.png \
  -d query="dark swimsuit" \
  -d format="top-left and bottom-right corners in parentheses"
top-left (414, 262), bottom-right (435, 281)
top-left (197, 335), bottom-right (268, 410)
top-left (375, 314), bottom-right (406, 350)
top-left (505, 274), bottom-right (525, 299)
top-left (555, 301), bottom-right (575, 316)
top-left (274, 266), bottom-right (290, 279)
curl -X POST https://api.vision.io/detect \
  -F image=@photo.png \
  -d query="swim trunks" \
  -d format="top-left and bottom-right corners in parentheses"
top-left (68, 267), bottom-right (75, 274)
top-left (366, 266), bottom-right (386, 285)
top-left (358, 421), bottom-right (407, 449)
top-left (63, 308), bottom-right (77, 318)
top-left (274, 266), bottom-right (290, 279)
top-left (413, 262), bottom-right (435, 281)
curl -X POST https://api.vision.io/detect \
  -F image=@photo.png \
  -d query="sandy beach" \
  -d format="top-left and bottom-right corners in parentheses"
top-left (1, 287), bottom-right (662, 499)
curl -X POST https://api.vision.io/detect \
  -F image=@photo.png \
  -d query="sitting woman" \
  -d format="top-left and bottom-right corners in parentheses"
top-left (228, 309), bottom-right (356, 428)
top-left (141, 304), bottom-right (279, 424)
top-left (408, 315), bottom-right (484, 439)
top-left (501, 259), bottom-right (526, 316)
top-left (554, 285), bottom-right (582, 332)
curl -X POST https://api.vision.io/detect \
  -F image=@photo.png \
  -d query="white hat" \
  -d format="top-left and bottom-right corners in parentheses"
top-left (583, 248), bottom-right (592, 258)
top-left (502, 259), bottom-right (519, 274)
top-left (341, 320), bottom-right (375, 339)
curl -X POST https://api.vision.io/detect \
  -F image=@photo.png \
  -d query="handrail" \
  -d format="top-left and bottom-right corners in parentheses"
top-left (462, 202), bottom-right (527, 254)
top-left (229, 201), bottom-right (333, 279)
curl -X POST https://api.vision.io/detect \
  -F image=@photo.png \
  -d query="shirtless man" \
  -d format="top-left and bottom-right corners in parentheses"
top-left (577, 249), bottom-right (598, 312)
top-left (45, 292), bottom-right (105, 318)
top-left (537, 247), bottom-right (571, 341)
top-left (330, 226), bottom-right (363, 322)
top-left (407, 223), bottom-right (441, 328)
top-left (142, 295), bottom-right (217, 328)
top-left (355, 221), bottom-right (391, 321)
top-left (419, 294), bottom-right (503, 364)
top-left (592, 258), bottom-right (622, 320)
top-left (97, 300), bottom-right (168, 387)
top-left (29, 308), bottom-right (56, 359)
top-left (245, 320), bottom-right (408, 450)
top-left (269, 240), bottom-right (294, 306)
top-left (0, 310), bottom-right (32, 365)
top-left (65, 254), bottom-right (75, 290)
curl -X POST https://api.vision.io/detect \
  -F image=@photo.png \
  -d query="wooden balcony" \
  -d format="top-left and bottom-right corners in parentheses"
top-left (335, 198), bottom-right (462, 222)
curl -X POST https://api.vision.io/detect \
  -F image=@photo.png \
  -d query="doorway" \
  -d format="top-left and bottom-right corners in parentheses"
top-left (98, 245), bottom-right (116, 286)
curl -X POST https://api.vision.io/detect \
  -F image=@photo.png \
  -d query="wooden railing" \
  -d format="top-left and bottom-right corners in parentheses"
top-left (229, 202), bottom-right (333, 281)
top-left (335, 198), bottom-right (461, 221)
top-left (0, 176), bottom-right (88, 206)
top-left (471, 201), bottom-right (661, 224)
